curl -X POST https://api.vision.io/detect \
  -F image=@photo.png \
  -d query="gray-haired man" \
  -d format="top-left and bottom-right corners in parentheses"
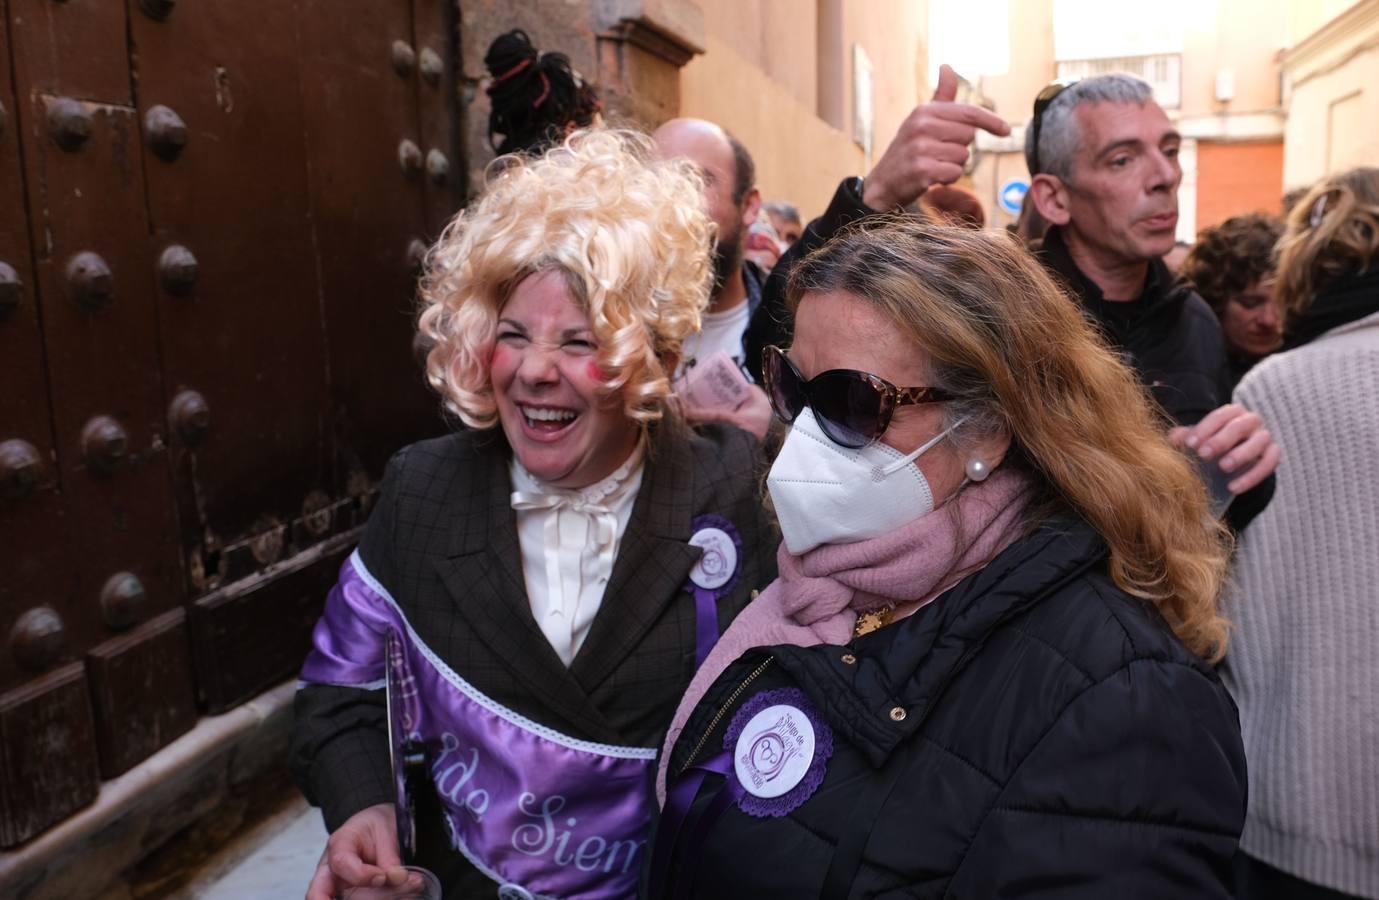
top-left (1025, 74), bottom-right (1277, 527)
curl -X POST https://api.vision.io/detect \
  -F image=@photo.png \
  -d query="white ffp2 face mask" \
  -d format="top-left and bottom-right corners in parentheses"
top-left (766, 407), bottom-right (955, 555)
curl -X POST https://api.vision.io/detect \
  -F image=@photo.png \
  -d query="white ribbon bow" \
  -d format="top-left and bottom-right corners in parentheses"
top-left (510, 490), bottom-right (619, 645)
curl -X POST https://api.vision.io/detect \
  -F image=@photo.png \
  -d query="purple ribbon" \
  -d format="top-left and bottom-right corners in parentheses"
top-left (301, 552), bottom-right (657, 900)
top-left (648, 750), bottom-right (741, 900)
top-left (686, 515), bottom-right (743, 669)
top-left (693, 589), bottom-right (718, 669)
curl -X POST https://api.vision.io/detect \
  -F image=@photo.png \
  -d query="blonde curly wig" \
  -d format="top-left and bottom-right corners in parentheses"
top-left (417, 128), bottom-right (715, 429)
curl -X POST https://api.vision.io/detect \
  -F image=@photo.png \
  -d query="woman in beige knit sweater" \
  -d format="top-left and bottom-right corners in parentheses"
top-left (1224, 167), bottom-right (1379, 900)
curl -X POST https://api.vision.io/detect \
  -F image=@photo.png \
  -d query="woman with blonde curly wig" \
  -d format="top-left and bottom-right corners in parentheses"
top-left (292, 130), bottom-right (778, 900)
top-left (647, 219), bottom-right (1246, 899)
top-left (1224, 167), bottom-right (1379, 900)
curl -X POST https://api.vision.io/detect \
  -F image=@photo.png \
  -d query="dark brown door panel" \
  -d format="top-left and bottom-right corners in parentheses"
top-left (131, 0), bottom-right (331, 548)
top-left (296, 0), bottom-right (446, 481)
top-left (8, 0), bottom-right (132, 104)
top-left (14, 94), bottom-right (183, 661)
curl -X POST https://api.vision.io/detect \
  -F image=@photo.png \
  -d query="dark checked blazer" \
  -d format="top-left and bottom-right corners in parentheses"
top-left (290, 418), bottom-right (777, 838)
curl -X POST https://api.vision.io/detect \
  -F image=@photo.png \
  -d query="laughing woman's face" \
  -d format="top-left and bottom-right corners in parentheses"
top-left (489, 270), bottom-right (640, 488)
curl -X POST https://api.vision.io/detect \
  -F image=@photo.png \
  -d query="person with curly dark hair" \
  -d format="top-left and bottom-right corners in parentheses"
top-left (1182, 213), bottom-right (1285, 388)
top-left (484, 29), bottom-right (601, 155)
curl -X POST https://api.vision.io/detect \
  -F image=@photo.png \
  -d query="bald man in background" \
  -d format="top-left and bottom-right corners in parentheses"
top-left (653, 118), bottom-right (773, 436)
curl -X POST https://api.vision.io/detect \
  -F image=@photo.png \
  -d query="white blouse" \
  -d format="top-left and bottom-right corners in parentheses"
top-left (509, 442), bottom-right (646, 666)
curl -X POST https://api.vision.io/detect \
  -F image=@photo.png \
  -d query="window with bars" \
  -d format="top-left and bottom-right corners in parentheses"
top-left (1055, 53), bottom-right (1182, 109)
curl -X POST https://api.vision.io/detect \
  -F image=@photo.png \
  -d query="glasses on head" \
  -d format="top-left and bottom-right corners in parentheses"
top-left (762, 345), bottom-right (953, 449)
top-left (1028, 78), bottom-right (1078, 176)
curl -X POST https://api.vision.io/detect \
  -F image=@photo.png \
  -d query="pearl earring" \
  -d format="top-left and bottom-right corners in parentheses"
top-left (965, 458), bottom-right (990, 482)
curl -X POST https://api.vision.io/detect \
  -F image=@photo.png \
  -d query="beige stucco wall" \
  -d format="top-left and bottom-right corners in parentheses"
top-left (1288, 0), bottom-right (1358, 46)
top-left (681, 31), bottom-right (864, 218)
top-left (841, 2), bottom-right (931, 161)
top-left (693, 0), bottom-right (819, 112)
top-left (1180, 0), bottom-right (1287, 116)
top-left (975, 0), bottom-right (1054, 121)
top-left (680, 0), bottom-right (929, 220)
top-left (1281, 0), bottom-right (1379, 188)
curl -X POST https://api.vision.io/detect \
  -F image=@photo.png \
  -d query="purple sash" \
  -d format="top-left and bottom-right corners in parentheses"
top-left (300, 552), bottom-right (656, 900)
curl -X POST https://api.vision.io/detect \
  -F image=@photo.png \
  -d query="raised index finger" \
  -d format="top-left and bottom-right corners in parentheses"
top-left (928, 101), bottom-right (1011, 137)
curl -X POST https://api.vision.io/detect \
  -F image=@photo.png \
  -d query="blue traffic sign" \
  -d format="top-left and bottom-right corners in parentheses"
top-left (998, 178), bottom-right (1029, 216)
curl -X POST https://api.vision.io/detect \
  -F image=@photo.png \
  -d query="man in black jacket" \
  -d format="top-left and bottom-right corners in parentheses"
top-left (761, 67), bottom-right (1277, 529)
top-left (1023, 73), bottom-right (1277, 526)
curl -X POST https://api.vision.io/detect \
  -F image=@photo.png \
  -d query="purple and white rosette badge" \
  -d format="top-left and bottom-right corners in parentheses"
top-left (686, 515), bottom-right (742, 667)
top-left (725, 688), bottom-right (832, 818)
top-left (688, 515), bottom-right (741, 594)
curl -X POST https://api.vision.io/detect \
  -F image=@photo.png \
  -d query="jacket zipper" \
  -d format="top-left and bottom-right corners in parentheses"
top-left (679, 657), bottom-right (774, 777)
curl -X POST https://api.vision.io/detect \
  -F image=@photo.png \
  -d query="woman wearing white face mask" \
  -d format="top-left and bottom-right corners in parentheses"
top-left (645, 219), bottom-right (1248, 899)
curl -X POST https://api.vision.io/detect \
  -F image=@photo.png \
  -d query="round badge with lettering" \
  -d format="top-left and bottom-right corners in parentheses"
top-left (725, 687), bottom-right (833, 817)
top-left (688, 521), bottom-right (739, 593)
top-left (734, 704), bottom-right (814, 798)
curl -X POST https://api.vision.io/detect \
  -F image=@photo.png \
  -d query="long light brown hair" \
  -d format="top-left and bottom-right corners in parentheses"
top-left (1276, 167), bottom-right (1379, 319)
top-left (788, 219), bottom-right (1232, 660)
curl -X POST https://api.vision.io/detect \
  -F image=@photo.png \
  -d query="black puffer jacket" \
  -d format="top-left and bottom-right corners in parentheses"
top-left (1036, 226), bottom-right (1228, 426)
top-left (646, 521), bottom-right (1247, 898)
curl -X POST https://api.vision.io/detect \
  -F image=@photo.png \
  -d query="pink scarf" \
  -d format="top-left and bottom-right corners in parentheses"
top-left (656, 468), bottom-right (1032, 802)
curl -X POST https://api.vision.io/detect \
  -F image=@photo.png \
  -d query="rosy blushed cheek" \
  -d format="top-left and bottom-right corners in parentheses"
top-left (489, 344), bottom-right (512, 372)
top-left (586, 360), bottom-right (608, 383)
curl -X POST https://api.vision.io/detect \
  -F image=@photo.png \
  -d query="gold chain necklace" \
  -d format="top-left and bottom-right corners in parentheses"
top-left (853, 604), bottom-right (896, 638)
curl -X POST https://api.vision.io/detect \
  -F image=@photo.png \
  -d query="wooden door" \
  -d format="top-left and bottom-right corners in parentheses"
top-left (0, 0), bottom-right (456, 846)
